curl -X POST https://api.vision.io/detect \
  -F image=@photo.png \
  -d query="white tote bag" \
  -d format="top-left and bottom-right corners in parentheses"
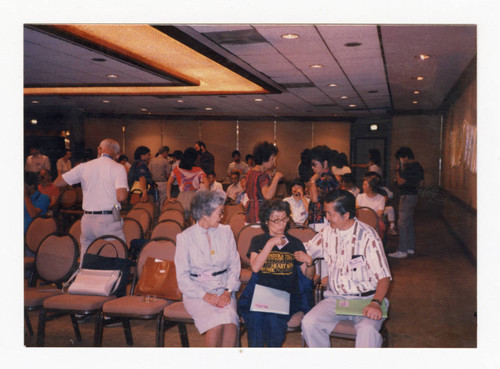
top-left (67, 269), bottom-right (122, 296)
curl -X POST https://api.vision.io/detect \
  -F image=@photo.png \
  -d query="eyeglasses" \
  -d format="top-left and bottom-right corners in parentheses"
top-left (268, 217), bottom-right (289, 224)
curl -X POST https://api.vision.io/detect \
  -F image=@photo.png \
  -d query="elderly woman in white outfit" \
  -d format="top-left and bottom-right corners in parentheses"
top-left (174, 190), bottom-right (241, 347)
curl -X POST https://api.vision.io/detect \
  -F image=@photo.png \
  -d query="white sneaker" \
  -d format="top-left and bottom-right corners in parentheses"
top-left (388, 251), bottom-right (407, 259)
top-left (407, 250), bottom-right (415, 255)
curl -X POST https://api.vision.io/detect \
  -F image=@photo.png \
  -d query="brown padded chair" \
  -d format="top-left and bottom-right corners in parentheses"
top-left (37, 235), bottom-right (129, 346)
top-left (159, 301), bottom-right (193, 347)
top-left (132, 202), bottom-right (155, 224)
top-left (96, 237), bottom-right (177, 347)
top-left (59, 187), bottom-right (77, 209)
top-left (25, 216), bottom-right (58, 286)
top-left (161, 199), bottom-right (184, 214)
top-left (126, 207), bottom-right (153, 239)
top-left (150, 220), bottom-right (183, 240)
top-left (236, 224), bottom-right (264, 284)
top-left (122, 218), bottom-right (144, 250)
top-left (221, 203), bottom-right (245, 224)
top-left (68, 219), bottom-right (82, 254)
top-left (287, 225), bottom-right (317, 244)
top-left (356, 206), bottom-right (380, 233)
top-left (158, 209), bottom-right (185, 229)
top-left (228, 211), bottom-right (246, 240)
top-left (24, 233), bottom-right (79, 336)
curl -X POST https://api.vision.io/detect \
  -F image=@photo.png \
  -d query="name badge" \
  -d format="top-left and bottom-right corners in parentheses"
top-left (349, 255), bottom-right (365, 270)
top-left (276, 236), bottom-right (289, 250)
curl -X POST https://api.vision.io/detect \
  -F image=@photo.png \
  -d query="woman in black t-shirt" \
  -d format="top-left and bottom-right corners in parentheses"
top-left (238, 200), bottom-right (315, 347)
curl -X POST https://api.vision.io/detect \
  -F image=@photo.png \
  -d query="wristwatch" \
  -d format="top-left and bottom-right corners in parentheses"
top-left (225, 288), bottom-right (232, 293)
top-left (371, 298), bottom-right (382, 306)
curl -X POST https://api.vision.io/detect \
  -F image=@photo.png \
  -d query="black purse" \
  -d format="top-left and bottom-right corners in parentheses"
top-left (81, 243), bottom-right (132, 297)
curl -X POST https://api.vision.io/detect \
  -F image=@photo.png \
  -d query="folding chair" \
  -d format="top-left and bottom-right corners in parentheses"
top-left (236, 224), bottom-right (264, 284)
top-left (161, 199), bottom-right (184, 214)
top-left (228, 211), bottom-right (246, 240)
top-left (126, 207), bottom-right (152, 239)
top-left (158, 209), bottom-right (185, 229)
top-left (221, 203), bottom-right (245, 224)
top-left (287, 225), bottom-right (317, 244)
top-left (150, 220), bottom-right (183, 240)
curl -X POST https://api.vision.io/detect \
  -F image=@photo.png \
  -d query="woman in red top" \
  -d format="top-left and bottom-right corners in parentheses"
top-left (245, 141), bottom-right (284, 223)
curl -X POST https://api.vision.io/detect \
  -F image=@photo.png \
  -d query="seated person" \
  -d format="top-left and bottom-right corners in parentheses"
top-left (283, 178), bottom-right (310, 226)
top-left (226, 171), bottom-right (243, 202)
top-left (364, 172), bottom-right (397, 235)
top-left (237, 200), bottom-right (314, 347)
top-left (302, 190), bottom-right (391, 348)
top-left (206, 170), bottom-right (224, 193)
top-left (24, 171), bottom-right (50, 255)
top-left (245, 154), bottom-right (255, 170)
top-left (236, 177), bottom-right (248, 207)
top-left (340, 173), bottom-right (360, 197)
top-left (226, 150), bottom-right (249, 179)
top-left (38, 169), bottom-right (60, 215)
top-left (356, 176), bottom-right (386, 238)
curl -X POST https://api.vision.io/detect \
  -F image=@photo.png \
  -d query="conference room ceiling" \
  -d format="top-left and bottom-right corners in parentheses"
top-left (24, 24), bottom-right (476, 120)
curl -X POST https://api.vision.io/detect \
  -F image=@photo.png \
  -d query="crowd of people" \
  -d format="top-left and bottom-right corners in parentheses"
top-left (24, 137), bottom-right (424, 348)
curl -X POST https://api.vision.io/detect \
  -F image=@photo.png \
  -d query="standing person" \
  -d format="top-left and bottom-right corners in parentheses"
top-left (194, 141), bottom-right (215, 174)
top-left (25, 146), bottom-right (51, 173)
top-left (56, 150), bottom-right (72, 176)
top-left (149, 146), bottom-right (171, 206)
top-left (169, 150), bottom-right (183, 198)
top-left (245, 141), bottom-right (284, 224)
top-left (226, 150), bottom-right (249, 179)
top-left (245, 154), bottom-right (255, 170)
top-left (166, 147), bottom-right (209, 217)
top-left (302, 190), bottom-right (392, 348)
top-left (307, 145), bottom-right (339, 232)
top-left (128, 146), bottom-right (153, 203)
top-left (237, 200), bottom-right (314, 347)
top-left (352, 148), bottom-right (383, 177)
top-left (54, 138), bottom-right (128, 264)
top-left (117, 154), bottom-right (131, 175)
top-left (388, 147), bottom-right (424, 259)
top-left (283, 179), bottom-right (310, 226)
top-left (175, 190), bottom-right (241, 347)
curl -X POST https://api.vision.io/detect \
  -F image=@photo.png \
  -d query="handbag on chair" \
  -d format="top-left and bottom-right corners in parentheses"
top-left (134, 257), bottom-right (181, 300)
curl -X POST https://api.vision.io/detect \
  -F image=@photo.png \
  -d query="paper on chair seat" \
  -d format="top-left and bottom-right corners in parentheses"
top-left (250, 284), bottom-right (290, 315)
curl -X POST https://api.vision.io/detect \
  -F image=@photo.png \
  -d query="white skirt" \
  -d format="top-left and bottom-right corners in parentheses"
top-left (183, 295), bottom-right (239, 334)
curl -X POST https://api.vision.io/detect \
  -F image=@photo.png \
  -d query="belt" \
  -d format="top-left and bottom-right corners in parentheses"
top-left (342, 290), bottom-right (376, 297)
top-left (84, 210), bottom-right (113, 215)
top-left (190, 268), bottom-right (227, 277)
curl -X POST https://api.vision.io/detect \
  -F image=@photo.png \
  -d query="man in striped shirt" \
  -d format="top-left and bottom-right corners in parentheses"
top-left (302, 190), bottom-right (392, 348)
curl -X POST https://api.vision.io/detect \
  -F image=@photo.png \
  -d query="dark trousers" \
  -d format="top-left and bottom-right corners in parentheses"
top-left (243, 311), bottom-right (289, 347)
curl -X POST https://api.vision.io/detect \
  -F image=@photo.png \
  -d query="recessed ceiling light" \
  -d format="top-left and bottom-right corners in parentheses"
top-left (205, 107), bottom-right (213, 111)
top-left (370, 124), bottom-right (378, 131)
top-left (102, 100), bottom-right (110, 103)
top-left (328, 83), bottom-right (338, 87)
top-left (92, 58), bottom-right (107, 62)
top-left (349, 104), bottom-right (357, 108)
top-left (344, 42), bottom-right (362, 47)
top-left (106, 74), bottom-right (118, 78)
top-left (274, 107), bottom-right (280, 110)
top-left (340, 96), bottom-right (349, 99)
top-left (413, 90), bottom-right (420, 95)
top-left (254, 98), bottom-right (263, 102)
top-left (281, 33), bottom-right (299, 39)
top-left (310, 64), bottom-right (323, 69)
top-left (30, 119), bottom-right (38, 125)
top-left (177, 99), bottom-right (184, 103)
top-left (32, 100), bottom-right (39, 104)
top-left (141, 108), bottom-right (148, 111)
top-left (416, 54), bottom-right (430, 60)
top-left (416, 76), bottom-right (424, 81)
top-left (412, 101), bottom-right (419, 104)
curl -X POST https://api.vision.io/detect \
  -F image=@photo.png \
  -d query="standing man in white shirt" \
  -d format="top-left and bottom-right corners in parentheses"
top-left (283, 179), bottom-right (310, 225)
top-left (54, 138), bottom-right (129, 264)
top-left (56, 150), bottom-right (72, 176)
top-left (25, 146), bottom-right (51, 173)
top-left (149, 146), bottom-right (171, 206)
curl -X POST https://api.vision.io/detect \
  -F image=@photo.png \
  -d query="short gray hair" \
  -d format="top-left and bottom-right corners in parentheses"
top-left (190, 190), bottom-right (226, 221)
top-left (99, 138), bottom-right (120, 155)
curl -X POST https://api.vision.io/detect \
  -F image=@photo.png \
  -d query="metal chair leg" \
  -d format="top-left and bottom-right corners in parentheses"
top-left (123, 318), bottom-right (133, 346)
top-left (25, 308), bottom-right (34, 337)
top-left (178, 322), bottom-right (189, 347)
top-left (37, 308), bottom-right (46, 347)
top-left (94, 312), bottom-right (104, 347)
top-left (70, 313), bottom-right (82, 341)
top-left (156, 315), bottom-right (164, 347)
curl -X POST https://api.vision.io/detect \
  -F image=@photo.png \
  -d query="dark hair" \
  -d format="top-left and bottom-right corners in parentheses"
top-left (363, 176), bottom-right (380, 193)
top-left (195, 141), bottom-right (206, 150)
top-left (25, 171), bottom-right (40, 187)
top-left (134, 146), bottom-right (151, 160)
top-left (180, 147), bottom-right (198, 170)
top-left (172, 150), bottom-right (183, 160)
top-left (333, 152), bottom-right (349, 168)
top-left (245, 154), bottom-right (254, 162)
top-left (117, 154), bottom-right (128, 162)
top-left (231, 150), bottom-right (241, 158)
top-left (310, 145), bottom-right (333, 167)
top-left (258, 200), bottom-right (291, 233)
top-left (364, 171), bottom-right (382, 183)
top-left (368, 148), bottom-right (381, 165)
top-left (324, 190), bottom-right (356, 219)
top-left (253, 141), bottom-right (278, 165)
top-left (341, 173), bottom-right (356, 185)
top-left (290, 178), bottom-right (305, 189)
top-left (230, 171), bottom-right (240, 180)
top-left (158, 146), bottom-right (170, 155)
top-left (395, 146), bottom-right (415, 160)
top-left (206, 170), bottom-right (216, 177)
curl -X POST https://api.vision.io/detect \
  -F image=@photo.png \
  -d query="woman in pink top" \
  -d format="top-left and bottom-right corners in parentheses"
top-left (167, 147), bottom-right (209, 217)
